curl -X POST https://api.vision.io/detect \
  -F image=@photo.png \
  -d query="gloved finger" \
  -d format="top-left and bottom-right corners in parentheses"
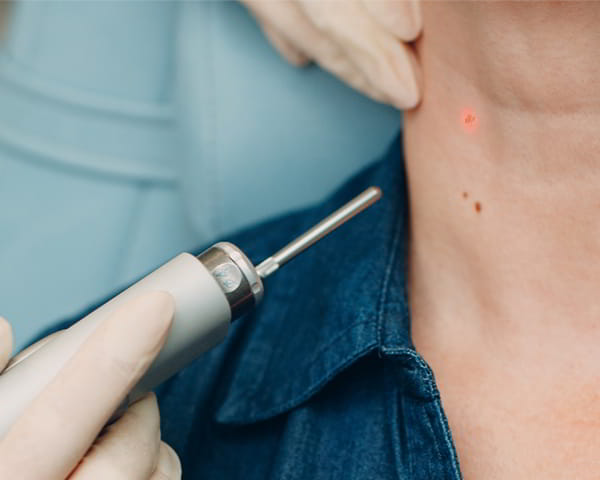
top-left (272, 21), bottom-right (390, 104)
top-left (244, 0), bottom-right (392, 104)
top-left (261, 21), bottom-right (311, 66)
top-left (300, 1), bottom-right (422, 109)
top-left (3, 330), bottom-right (64, 374)
top-left (0, 317), bottom-right (13, 372)
top-left (148, 442), bottom-right (182, 480)
top-left (362, 0), bottom-right (422, 41)
top-left (243, 0), bottom-right (310, 66)
top-left (69, 393), bottom-right (162, 480)
top-left (317, 46), bottom-right (390, 104)
top-left (0, 292), bottom-right (175, 480)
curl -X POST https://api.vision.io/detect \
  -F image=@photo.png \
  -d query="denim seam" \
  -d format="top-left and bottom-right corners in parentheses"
top-left (433, 399), bottom-right (463, 480)
top-left (240, 318), bottom-right (375, 405)
top-left (386, 348), bottom-right (462, 479)
top-left (251, 339), bottom-right (378, 422)
top-left (422, 406), bottom-right (445, 479)
top-left (302, 317), bottom-right (374, 367)
top-left (222, 337), bottom-right (378, 424)
top-left (384, 362), bottom-right (407, 480)
top-left (381, 347), bottom-right (437, 399)
top-left (376, 211), bottom-right (404, 352)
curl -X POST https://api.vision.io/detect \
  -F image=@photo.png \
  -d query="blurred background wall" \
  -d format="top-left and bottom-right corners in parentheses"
top-left (0, 1), bottom-right (401, 350)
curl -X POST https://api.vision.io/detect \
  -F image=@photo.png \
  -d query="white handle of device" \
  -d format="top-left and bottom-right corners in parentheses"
top-left (0, 252), bottom-right (232, 439)
top-left (0, 186), bottom-right (383, 441)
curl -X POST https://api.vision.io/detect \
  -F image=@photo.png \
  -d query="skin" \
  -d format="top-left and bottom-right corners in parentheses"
top-left (406, 2), bottom-right (600, 479)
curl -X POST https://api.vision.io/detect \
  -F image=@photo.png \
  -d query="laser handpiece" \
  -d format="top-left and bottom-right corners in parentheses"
top-left (0, 187), bottom-right (382, 438)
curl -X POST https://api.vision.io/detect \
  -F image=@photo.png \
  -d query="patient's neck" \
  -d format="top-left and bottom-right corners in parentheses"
top-left (405, 2), bottom-right (600, 362)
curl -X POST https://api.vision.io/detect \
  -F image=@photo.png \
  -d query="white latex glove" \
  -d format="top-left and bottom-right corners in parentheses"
top-left (0, 292), bottom-right (182, 480)
top-left (242, 0), bottom-right (423, 109)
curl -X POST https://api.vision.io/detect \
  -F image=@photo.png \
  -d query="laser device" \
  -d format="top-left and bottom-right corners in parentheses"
top-left (0, 187), bottom-right (381, 438)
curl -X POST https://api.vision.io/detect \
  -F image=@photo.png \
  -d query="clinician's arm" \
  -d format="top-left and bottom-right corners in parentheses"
top-left (0, 293), bottom-right (181, 480)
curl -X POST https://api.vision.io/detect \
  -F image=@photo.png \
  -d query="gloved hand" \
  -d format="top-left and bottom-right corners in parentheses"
top-left (0, 292), bottom-right (182, 480)
top-left (241, 0), bottom-right (423, 109)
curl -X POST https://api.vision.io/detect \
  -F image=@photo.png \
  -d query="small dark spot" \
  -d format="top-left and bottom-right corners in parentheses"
top-left (474, 202), bottom-right (482, 213)
top-left (462, 192), bottom-right (468, 199)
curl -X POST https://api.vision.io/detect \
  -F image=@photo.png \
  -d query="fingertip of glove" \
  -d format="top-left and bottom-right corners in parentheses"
top-left (393, 41), bottom-right (423, 110)
top-left (400, 82), bottom-right (422, 110)
top-left (262, 23), bottom-right (311, 67)
top-left (131, 391), bottom-right (159, 412)
top-left (151, 291), bottom-right (176, 322)
top-left (364, 0), bottom-right (423, 42)
top-left (159, 442), bottom-right (183, 479)
top-left (381, 66), bottom-right (421, 111)
top-left (403, 69), bottom-right (423, 111)
top-left (0, 316), bottom-right (13, 358)
top-left (404, 0), bottom-right (423, 41)
top-left (133, 291), bottom-right (175, 330)
top-left (0, 315), bottom-right (11, 335)
top-left (107, 292), bottom-right (175, 360)
top-left (139, 291), bottom-right (175, 344)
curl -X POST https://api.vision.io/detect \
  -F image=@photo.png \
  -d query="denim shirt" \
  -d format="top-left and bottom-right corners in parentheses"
top-left (154, 132), bottom-right (463, 479)
top-left (47, 133), bottom-right (463, 479)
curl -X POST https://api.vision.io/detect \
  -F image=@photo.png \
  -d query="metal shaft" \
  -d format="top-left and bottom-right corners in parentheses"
top-left (255, 186), bottom-right (382, 278)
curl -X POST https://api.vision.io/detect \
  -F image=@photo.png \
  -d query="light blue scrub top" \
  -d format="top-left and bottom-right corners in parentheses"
top-left (0, 1), bottom-right (401, 350)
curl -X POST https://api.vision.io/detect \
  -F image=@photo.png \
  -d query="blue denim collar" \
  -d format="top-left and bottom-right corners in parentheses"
top-left (214, 133), bottom-right (432, 425)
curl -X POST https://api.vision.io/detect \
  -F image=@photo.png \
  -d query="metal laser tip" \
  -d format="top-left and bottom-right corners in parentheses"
top-left (255, 186), bottom-right (382, 279)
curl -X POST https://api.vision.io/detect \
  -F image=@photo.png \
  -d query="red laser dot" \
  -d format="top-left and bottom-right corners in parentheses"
top-left (461, 108), bottom-right (478, 133)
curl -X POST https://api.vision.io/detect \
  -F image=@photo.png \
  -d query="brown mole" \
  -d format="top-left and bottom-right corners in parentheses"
top-left (462, 192), bottom-right (469, 199)
top-left (474, 202), bottom-right (482, 213)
